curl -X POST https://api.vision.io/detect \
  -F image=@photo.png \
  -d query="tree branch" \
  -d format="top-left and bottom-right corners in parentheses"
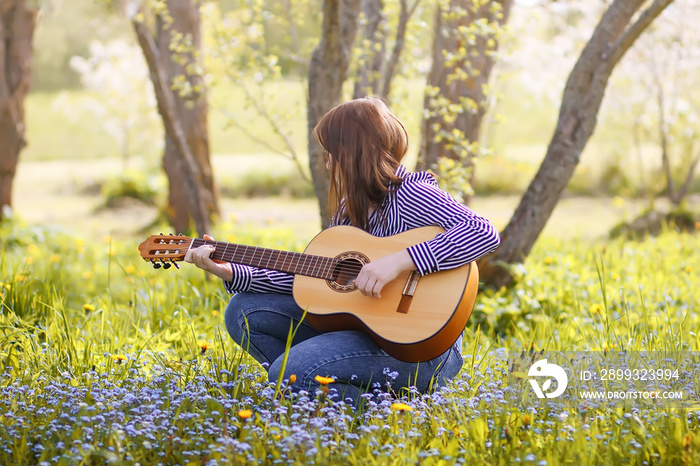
top-left (607, 0), bottom-right (674, 65)
top-left (381, 0), bottom-right (420, 98)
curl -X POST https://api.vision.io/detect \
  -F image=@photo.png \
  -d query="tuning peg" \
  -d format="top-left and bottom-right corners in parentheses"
top-left (153, 263), bottom-right (162, 269)
top-left (163, 263), bottom-right (171, 269)
top-left (172, 260), bottom-right (180, 269)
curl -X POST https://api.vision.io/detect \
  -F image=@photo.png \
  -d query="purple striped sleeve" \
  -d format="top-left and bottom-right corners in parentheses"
top-left (223, 264), bottom-right (294, 294)
top-left (400, 177), bottom-right (500, 276)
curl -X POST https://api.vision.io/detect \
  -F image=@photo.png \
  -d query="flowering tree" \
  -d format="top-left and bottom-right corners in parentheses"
top-left (0, 0), bottom-right (39, 220)
top-left (608, 0), bottom-right (700, 207)
top-left (56, 39), bottom-right (161, 171)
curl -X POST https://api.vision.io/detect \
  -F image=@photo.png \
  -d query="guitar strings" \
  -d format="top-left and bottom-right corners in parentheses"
top-left (190, 238), bottom-right (368, 274)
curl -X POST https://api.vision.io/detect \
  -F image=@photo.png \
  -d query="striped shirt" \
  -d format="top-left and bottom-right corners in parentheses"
top-left (224, 165), bottom-right (501, 294)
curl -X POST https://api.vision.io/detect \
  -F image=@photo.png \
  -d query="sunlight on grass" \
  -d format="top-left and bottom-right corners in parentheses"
top-left (1, 217), bottom-right (699, 464)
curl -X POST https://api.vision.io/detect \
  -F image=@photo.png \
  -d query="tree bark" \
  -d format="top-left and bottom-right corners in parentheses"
top-left (133, 2), bottom-right (218, 237)
top-left (308, 0), bottom-right (361, 228)
top-left (479, 0), bottom-right (675, 289)
top-left (418, 0), bottom-right (513, 192)
top-left (0, 1), bottom-right (37, 220)
top-left (156, 0), bottom-right (218, 234)
top-left (133, 0), bottom-right (218, 236)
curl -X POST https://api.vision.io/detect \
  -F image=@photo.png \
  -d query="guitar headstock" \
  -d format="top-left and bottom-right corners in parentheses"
top-left (138, 234), bottom-right (193, 269)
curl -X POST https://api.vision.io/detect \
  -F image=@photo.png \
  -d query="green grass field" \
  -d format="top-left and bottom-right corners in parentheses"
top-left (1, 213), bottom-right (699, 464)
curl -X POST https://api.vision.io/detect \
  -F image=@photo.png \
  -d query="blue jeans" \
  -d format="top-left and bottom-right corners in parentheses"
top-left (224, 292), bottom-right (463, 402)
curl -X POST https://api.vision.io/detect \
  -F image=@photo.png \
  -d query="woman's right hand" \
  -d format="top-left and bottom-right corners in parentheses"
top-left (184, 234), bottom-right (233, 281)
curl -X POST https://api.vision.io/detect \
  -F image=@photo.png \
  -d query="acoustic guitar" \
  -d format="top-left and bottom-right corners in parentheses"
top-left (138, 225), bottom-right (479, 362)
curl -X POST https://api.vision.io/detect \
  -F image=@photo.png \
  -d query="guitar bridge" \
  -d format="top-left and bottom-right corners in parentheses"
top-left (397, 271), bottom-right (420, 314)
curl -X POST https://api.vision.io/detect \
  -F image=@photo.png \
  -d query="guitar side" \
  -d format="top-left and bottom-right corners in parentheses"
top-left (293, 226), bottom-right (478, 362)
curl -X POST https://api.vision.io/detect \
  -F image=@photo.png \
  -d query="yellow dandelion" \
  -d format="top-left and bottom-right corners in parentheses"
top-left (523, 415), bottom-right (531, 426)
top-left (25, 257), bottom-right (33, 265)
top-left (238, 409), bottom-right (252, 419)
top-left (314, 375), bottom-right (335, 385)
top-left (390, 402), bottom-right (414, 412)
top-left (82, 271), bottom-right (93, 280)
top-left (76, 238), bottom-right (86, 247)
top-left (452, 427), bottom-right (461, 437)
top-left (112, 355), bottom-right (127, 364)
top-left (543, 256), bottom-right (554, 265)
top-left (27, 244), bottom-right (38, 254)
top-left (50, 254), bottom-right (61, 263)
top-left (199, 341), bottom-right (211, 354)
top-left (289, 374), bottom-right (297, 384)
top-left (590, 304), bottom-right (604, 315)
top-left (212, 310), bottom-right (220, 317)
top-left (15, 274), bottom-right (26, 282)
top-left (124, 265), bottom-right (136, 274)
top-left (83, 304), bottom-right (96, 313)
top-left (611, 273), bottom-right (620, 281)
top-left (685, 266), bottom-right (693, 273)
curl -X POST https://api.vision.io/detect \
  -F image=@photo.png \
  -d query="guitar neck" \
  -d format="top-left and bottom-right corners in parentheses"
top-left (190, 238), bottom-right (336, 279)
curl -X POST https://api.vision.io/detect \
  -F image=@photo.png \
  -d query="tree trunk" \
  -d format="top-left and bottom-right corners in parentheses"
top-left (132, 0), bottom-right (218, 238)
top-left (0, 1), bottom-right (37, 220)
top-left (133, 0), bottom-right (218, 236)
top-left (156, 0), bottom-right (218, 234)
top-left (479, 0), bottom-right (675, 289)
top-left (418, 0), bottom-right (512, 196)
top-left (308, 0), bottom-right (361, 228)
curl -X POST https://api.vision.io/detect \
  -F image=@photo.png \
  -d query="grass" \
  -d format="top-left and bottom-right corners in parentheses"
top-left (1, 210), bottom-right (700, 464)
top-left (10, 78), bottom-right (699, 464)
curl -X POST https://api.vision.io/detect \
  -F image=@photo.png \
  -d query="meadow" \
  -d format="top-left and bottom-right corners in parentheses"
top-left (2, 77), bottom-right (699, 465)
top-left (2, 206), bottom-right (700, 465)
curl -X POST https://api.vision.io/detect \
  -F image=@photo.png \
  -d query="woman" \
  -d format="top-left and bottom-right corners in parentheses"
top-left (185, 97), bottom-right (500, 402)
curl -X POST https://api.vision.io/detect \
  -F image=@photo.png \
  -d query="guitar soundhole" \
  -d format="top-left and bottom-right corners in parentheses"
top-left (328, 252), bottom-right (369, 293)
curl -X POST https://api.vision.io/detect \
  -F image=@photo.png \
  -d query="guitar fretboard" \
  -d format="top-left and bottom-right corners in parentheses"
top-left (191, 238), bottom-right (338, 279)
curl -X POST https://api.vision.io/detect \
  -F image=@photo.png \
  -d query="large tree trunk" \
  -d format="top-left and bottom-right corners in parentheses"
top-left (418, 0), bottom-right (512, 190)
top-left (308, 0), bottom-right (361, 228)
top-left (156, 0), bottom-right (218, 234)
top-left (0, 1), bottom-right (37, 220)
top-left (479, 0), bottom-right (675, 289)
top-left (133, 0), bottom-right (218, 236)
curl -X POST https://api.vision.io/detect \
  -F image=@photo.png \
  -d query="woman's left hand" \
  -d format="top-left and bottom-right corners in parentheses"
top-left (354, 249), bottom-right (416, 298)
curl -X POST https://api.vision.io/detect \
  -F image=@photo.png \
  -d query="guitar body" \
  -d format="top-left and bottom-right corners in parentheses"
top-left (293, 226), bottom-right (479, 362)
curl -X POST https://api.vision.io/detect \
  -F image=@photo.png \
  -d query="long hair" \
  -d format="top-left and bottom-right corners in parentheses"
top-left (313, 97), bottom-right (409, 230)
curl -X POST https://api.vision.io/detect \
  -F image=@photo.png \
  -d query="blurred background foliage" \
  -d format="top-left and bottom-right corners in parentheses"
top-left (19, 0), bottom-right (700, 237)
